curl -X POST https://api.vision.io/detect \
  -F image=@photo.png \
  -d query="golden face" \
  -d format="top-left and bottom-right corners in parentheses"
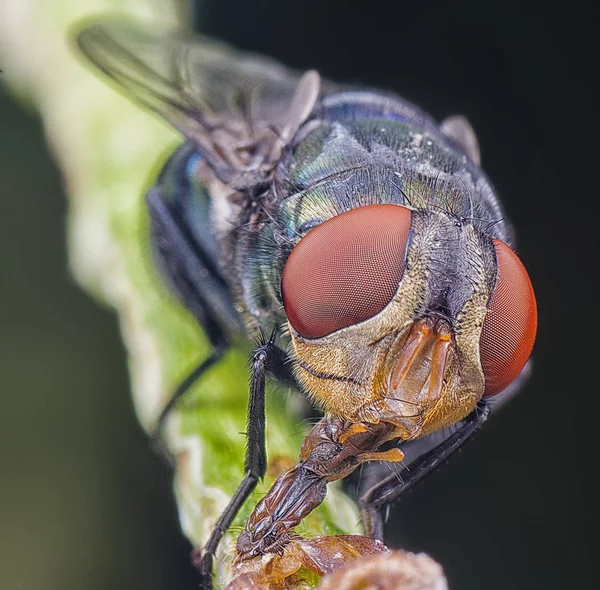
top-left (282, 204), bottom-right (537, 441)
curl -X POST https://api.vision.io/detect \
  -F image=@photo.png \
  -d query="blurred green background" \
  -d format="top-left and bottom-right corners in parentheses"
top-left (1, 1), bottom-right (595, 589)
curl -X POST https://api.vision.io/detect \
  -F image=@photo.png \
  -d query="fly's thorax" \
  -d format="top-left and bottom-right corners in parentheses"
top-left (275, 96), bottom-right (513, 245)
top-left (287, 208), bottom-right (497, 439)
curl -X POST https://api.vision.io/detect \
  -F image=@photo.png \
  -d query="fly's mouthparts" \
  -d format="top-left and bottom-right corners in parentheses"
top-left (389, 323), bottom-right (431, 390)
top-left (389, 318), bottom-right (453, 397)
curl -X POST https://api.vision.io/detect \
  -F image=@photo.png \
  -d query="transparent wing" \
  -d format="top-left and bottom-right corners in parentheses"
top-left (76, 19), bottom-right (323, 182)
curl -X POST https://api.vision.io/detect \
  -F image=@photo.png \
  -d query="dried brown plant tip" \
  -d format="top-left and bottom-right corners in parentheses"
top-left (315, 550), bottom-right (448, 590)
top-left (227, 535), bottom-right (388, 589)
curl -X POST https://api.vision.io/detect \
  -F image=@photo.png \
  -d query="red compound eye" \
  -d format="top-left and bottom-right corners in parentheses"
top-left (282, 204), bottom-right (412, 339)
top-left (481, 239), bottom-right (537, 397)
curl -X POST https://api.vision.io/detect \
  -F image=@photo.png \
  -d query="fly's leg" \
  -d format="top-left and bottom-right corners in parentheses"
top-left (359, 403), bottom-right (490, 540)
top-left (195, 338), bottom-right (294, 590)
top-left (147, 287), bottom-right (230, 450)
top-left (147, 181), bottom-right (242, 445)
top-left (150, 345), bottom-right (227, 450)
top-left (147, 172), bottom-right (295, 587)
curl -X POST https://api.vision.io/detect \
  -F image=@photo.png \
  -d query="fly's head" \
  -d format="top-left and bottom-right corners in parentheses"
top-left (281, 204), bottom-right (537, 440)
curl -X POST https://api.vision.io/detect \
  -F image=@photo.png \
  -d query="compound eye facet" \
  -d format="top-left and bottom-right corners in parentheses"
top-left (480, 239), bottom-right (537, 397)
top-left (282, 204), bottom-right (412, 339)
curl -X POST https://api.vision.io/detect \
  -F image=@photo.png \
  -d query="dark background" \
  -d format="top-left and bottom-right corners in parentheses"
top-left (1, 1), bottom-right (595, 589)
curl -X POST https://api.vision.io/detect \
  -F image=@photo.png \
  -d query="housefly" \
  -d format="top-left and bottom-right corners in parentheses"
top-left (77, 18), bottom-right (537, 589)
